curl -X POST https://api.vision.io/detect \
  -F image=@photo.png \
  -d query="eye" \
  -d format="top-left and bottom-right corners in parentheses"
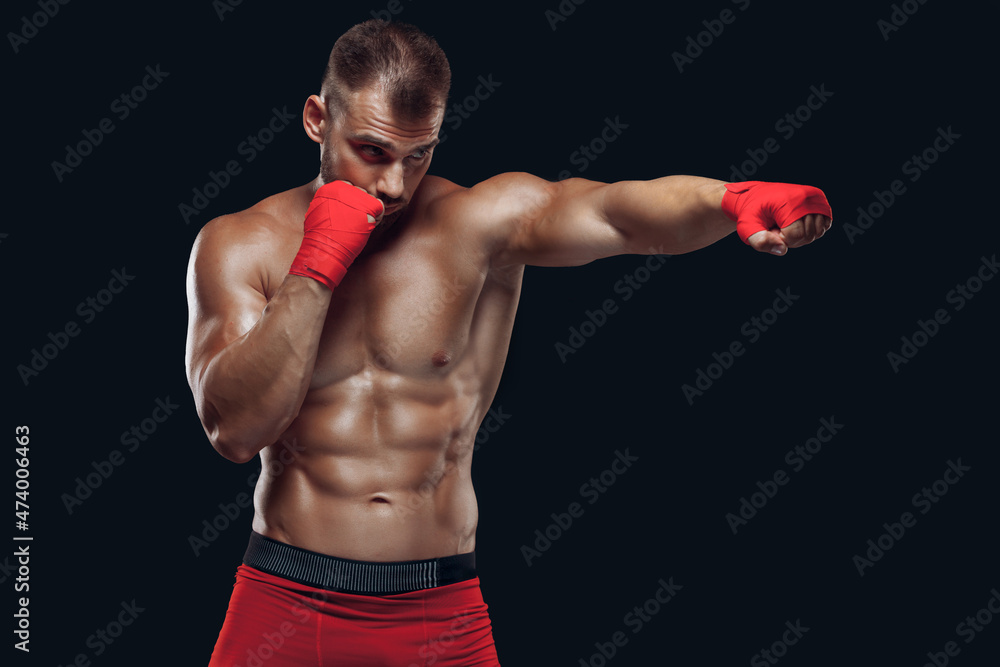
top-left (409, 148), bottom-right (429, 160)
top-left (360, 145), bottom-right (384, 157)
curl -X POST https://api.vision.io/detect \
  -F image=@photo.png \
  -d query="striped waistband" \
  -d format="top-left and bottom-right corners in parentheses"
top-left (242, 531), bottom-right (476, 596)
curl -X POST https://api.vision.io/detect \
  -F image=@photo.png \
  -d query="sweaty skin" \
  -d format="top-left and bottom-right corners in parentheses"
top-left (192, 174), bottom-right (521, 561)
top-left (185, 87), bottom-right (830, 563)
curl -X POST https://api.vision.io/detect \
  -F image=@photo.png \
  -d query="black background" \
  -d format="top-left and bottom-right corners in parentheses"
top-left (5, 0), bottom-right (997, 665)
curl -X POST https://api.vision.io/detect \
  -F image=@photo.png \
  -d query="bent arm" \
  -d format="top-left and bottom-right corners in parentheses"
top-left (184, 216), bottom-right (329, 463)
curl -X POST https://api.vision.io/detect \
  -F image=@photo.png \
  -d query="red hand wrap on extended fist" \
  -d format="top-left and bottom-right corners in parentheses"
top-left (721, 181), bottom-right (832, 244)
top-left (288, 181), bottom-right (384, 290)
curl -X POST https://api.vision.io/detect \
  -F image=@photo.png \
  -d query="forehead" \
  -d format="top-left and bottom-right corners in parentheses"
top-left (337, 86), bottom-right (442, 147)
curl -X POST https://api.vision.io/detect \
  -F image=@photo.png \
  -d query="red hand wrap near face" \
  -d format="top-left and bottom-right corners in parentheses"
top-left (288, 181), bottom-right (384, 290)
top-left (721, 181), bottom-right (832, 244)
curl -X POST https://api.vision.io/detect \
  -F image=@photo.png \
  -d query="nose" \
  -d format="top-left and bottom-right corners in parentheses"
top-left (376, 161), bottom-right (405, 201)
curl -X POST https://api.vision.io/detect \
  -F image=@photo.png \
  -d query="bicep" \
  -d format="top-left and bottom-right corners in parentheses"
top-left (184, 218), bottom-right (269, 389)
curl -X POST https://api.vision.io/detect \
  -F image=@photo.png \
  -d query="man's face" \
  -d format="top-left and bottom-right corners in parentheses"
top-left (320, 86), bottom-right (443, 228)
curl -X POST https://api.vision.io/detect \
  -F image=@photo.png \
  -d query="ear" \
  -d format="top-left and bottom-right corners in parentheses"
top-left (303, 95), bottom-right (327, 144)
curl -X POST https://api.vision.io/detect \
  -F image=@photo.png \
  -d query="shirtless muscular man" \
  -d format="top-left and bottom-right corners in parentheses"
top-left (185, 19), bottom-right (832, 666)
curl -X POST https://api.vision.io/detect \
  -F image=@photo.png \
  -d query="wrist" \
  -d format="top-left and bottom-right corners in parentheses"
top-left (703, 180), bottom-right (732, 224)
top-left (720, 181), bottom-right (765, 224)
top-left (283, 272), bottom-right (338, 299)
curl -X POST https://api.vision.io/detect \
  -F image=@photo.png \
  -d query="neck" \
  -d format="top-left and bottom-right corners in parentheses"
top-left (308, 175), bottom-right (324, 197)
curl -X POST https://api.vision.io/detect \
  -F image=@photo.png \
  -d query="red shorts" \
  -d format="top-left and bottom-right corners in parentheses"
top-left (208, 535), bottom-right (501, 666)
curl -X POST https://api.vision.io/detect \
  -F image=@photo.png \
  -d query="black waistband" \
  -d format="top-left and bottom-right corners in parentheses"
top-left (242, 531), bottom-right (476, 595)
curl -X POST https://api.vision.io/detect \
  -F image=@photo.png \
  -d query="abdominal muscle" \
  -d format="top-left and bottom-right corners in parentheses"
top-left (250, 367), bottom-right (482, 563)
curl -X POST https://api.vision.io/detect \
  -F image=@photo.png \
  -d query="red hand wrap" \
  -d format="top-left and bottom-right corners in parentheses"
top-left (721, 181), bottom-right (832, 244)
top-left (288, 181), bottom-right (384, 290)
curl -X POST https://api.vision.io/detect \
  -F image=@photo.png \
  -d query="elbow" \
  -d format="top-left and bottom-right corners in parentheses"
top-left (206, 411), bottom-right (298, 464)
top-left (210, 429), bottom-right (262, 464)
top-left (200, 405), bottom-right (265, 464)
top-left (196, 394), bottom-right (297, 464)
top-left (194, 394), bottom-right (260, 463)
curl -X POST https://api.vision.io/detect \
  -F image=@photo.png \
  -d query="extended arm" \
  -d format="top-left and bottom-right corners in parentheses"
top-left (491, 173), bottom-right (831, 266)
top-left (598, 175), bottom-right (734, 255)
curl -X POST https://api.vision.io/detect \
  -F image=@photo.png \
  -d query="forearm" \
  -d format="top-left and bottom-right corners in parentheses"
top-left (198, 276), bottom-right (330, 462)
top-left (603, 176), bottom-right (732, 255)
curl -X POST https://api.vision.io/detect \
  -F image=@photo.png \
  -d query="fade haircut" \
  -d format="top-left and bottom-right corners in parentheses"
top-left (320, 20), bottom-right (451, 122)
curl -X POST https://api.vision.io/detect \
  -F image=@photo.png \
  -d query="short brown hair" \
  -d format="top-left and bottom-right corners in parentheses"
top-left (320, 20), bottom-right (451, 121)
